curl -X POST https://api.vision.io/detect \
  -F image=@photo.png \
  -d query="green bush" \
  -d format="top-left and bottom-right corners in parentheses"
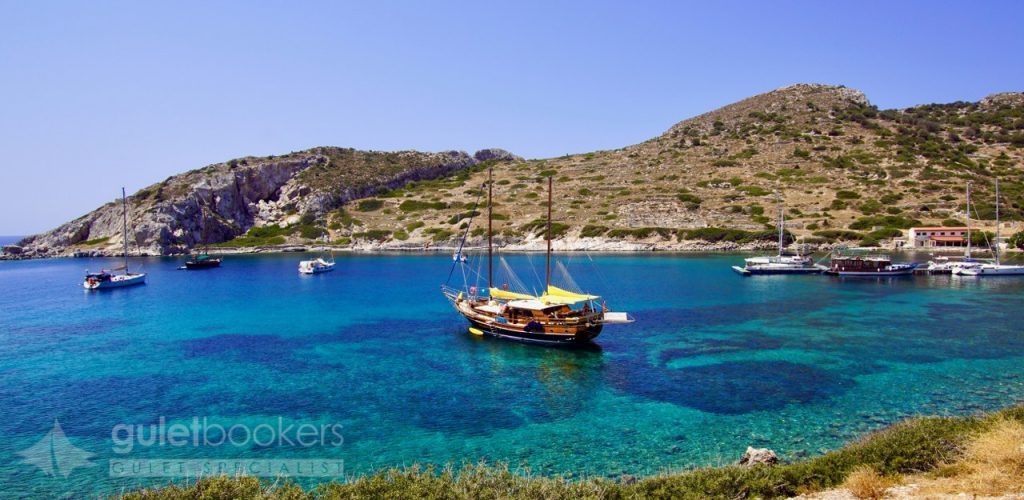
top-left (812, 229), bottom-right (863, 241)
top-left (680, 227), bottom-right (776, 244)
top-left (607, 227), bottom-right (673, 239)
top-left (579, 225), bottom-right (609, 238)
top-left (424, 228), bottom-right (455, 242)
top-left (353, 229), bottom-right (391, 241)
top-left (357, 199), bottom-right (385, 212)
top-left (399, 200), bottom-right (447, 212)
top-left (677, 193), bottom-right (702, 209)
top-left (858, 199), bottom-right (883, 215)
top-left (447, 210), bottom-right (480, 225)
top-left (299, 225), bottom-right (325, 239)
top-left (848, 215), bottom-right (921, 230)
top-left (866, 228), bottom-right (904, 240)
top-left (81, 236), bottom-right (111, 246)
top-left (835, 190), bottom-right (861, 200)
top-left (1009, 230), bottom-right (1024, 250)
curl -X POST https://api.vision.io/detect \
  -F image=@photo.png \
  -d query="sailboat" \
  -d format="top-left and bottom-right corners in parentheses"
top-left (957, 179), bottom-right (1024, 276)
top-left (732, 197), bottom-right (825, 275)
top-left (441, 169), bottom-right (633, 347)
top-left (928, 181), bottom-right (987, 274)
top-left (83, 188), bottom-right (147, 290)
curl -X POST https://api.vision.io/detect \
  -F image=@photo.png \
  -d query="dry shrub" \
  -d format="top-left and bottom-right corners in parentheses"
top-left (961, 417), bottom-right (1024, 495)
top-left (918, 416), bottom-right (1024, 497)
top-left (844, 465), bottom-right (891, 500)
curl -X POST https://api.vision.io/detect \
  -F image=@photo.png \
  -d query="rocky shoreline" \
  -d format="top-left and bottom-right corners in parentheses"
top-left (2, 235), bottom-right (968, 261)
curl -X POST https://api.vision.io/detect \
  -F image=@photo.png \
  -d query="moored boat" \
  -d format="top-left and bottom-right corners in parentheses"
top-left (956, 179), bottom-right (1024, 277)
top-left (826, 249), bottom-right (917, 277)
top-left (84, 188), bottom-right (146, 290)
top-left (184, 252), bottom-right (221, 270)
top-left (732, 197), bottom-right (825, 275)
top-left (299, 256), bottom-right (335, 274)
top-left (441, 170), bottom-right (633, 347)
top-left (927, 182), bottom-right (990, 274)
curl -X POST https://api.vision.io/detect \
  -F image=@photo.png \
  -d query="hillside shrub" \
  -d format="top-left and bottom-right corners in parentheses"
top-left (519, 219), bottom-right (570, 238)
top-left (680, 227), bottom-right (776, 243)
top-left (848, 215), bottom-right (921, 230)
top-left (607, 227), bottom-right (673, 239)
top-left (353, 229), bottom-right (391, 242)
top-left (812, 229), bottom-right (864, 241)
top-left (299, 225), bottom-right (325, 239)
top-left (676, 193), bottom-right (702, 209)
top-left (357, 199), bottom-right (385, 212)
top-left (447, 211), bottom-right (480, 225)
top-left (579, 225), bottom-right (609, 238)
top-left (866, 228), bottom-right (904, 240)
top-left (1009, 231), bottom-right (1024, 250)
top-left (859, 199), bottom-right (883, 215)
top-left (399, 200), bottom-right (447, 212)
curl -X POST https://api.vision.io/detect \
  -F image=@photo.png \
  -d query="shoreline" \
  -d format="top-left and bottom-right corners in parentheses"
top-left (3, 239), bottom-right (1007, 261)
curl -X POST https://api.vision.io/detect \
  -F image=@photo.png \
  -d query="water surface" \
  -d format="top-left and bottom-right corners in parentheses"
top-left (1, 253), bottom-right (1022, 497)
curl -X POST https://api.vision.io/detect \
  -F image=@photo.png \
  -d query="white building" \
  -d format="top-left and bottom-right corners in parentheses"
top-left (907, 227), bottom-right (968, 248)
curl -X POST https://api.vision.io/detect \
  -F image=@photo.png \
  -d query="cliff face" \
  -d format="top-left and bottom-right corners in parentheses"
top-left (16, 148), bottom-right (514, 257)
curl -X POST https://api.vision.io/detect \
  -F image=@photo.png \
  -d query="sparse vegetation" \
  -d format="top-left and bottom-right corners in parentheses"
top-left (113, 406), bottom-right (1024, 500)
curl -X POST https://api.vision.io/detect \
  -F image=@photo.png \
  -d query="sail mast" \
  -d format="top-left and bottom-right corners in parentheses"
top-left (995, 179), bottom-right (1001, 265)
top-left (487, 166), bottom-right (493, 289)
top-left (965, 181), bottom-right (972, 259)
top-left (777, 193), bottom-right (784, 256)
top-left (121, 187), bottom-right (130, 273)
top-left (545, 176), bottom-right (552, 290)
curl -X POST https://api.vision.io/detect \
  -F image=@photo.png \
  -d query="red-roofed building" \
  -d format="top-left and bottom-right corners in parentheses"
top-left (908, 227), bottom-right (968, 248)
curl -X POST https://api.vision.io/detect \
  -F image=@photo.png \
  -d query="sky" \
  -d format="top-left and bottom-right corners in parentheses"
top-left (2, 1), bottom-right (1022, 235)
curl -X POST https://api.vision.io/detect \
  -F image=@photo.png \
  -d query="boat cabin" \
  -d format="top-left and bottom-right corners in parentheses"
top-left (830, 255), bottom-right (891, 273)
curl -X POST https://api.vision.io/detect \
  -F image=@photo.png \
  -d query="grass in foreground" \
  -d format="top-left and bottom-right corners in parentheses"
top-left (116, 405), bottom-right (1024, 499)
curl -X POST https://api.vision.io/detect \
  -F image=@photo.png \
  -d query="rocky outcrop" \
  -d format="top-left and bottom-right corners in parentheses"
top-left (738, 446), bottom-right (779, 466)
top-left (16, 148), bottom-right (506, 257)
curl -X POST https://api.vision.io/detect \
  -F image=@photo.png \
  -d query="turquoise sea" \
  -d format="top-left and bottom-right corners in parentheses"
top-left (2, 252), bottom-right (1023, 498)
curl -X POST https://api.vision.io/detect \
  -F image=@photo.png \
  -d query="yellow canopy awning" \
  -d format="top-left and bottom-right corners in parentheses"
top-left (488, 288), bottom-right (538, 301)
top-left (540, 285), bottom-right (600, 304)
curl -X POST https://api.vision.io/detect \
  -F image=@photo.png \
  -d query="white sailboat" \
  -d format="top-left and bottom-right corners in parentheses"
top-left (83, 188), bottom-right (147, 290)
top-left (929, 181), bottom-right (988, 274)
top-left (732, 198), bottom-right (825, 275)
top-left (958, 179), bottom-right (1024, 276)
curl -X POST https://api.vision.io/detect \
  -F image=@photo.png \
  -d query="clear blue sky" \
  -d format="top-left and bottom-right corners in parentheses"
top-left (2, 1), bottom-right (1022, 235)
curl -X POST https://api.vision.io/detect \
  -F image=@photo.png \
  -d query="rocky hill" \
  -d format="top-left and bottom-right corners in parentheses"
top-left (8, 84), bottom-right (1024, 258)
